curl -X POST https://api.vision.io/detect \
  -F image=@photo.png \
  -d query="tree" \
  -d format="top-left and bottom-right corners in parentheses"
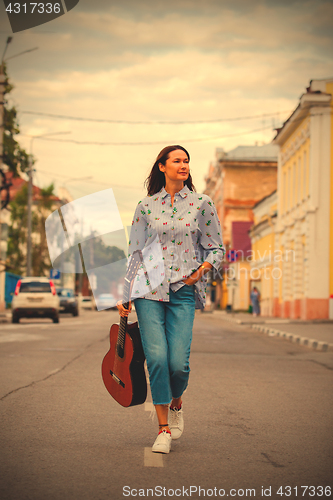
top-left (6, 183), bottom-right (56, 276)
top-left (32, 183), bottom-right (56, 276)
top-left (2, 63), bottom-right (31, 177)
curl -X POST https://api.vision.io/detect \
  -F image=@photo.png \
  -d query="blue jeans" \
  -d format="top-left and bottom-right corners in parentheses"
top-left (134, 285), bottom-right (196, 405)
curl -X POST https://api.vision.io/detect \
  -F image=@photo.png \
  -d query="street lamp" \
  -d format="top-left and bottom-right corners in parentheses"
top-left (1, 37), bottom-right (12, 72)
top-left (26, 131), bottom-right (71, 276)
top-left (1, 36), bottom-right (38, 74)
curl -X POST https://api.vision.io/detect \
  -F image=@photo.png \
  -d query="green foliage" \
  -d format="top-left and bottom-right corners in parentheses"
top-left (2, 63), bottom-right (32, 176)
top-left (6, 183), bottom-right (55, 276)
top-left (7, 184), bottom-right (29, 275)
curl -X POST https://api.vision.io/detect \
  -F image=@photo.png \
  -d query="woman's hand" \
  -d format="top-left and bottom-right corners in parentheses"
top-left (116, 300), bottom-right (132, 317)
top-left (183, 262), bottom-right (213, 286)
top-left (183, 276), bottom-right (196, 286)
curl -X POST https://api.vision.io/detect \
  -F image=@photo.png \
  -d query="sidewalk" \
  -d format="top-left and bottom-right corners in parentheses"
top-left (209, 310), bottom-right (333, 352)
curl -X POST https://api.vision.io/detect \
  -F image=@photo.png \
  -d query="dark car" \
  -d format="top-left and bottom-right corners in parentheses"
top-left (57, 288), bottom-right (79, 316)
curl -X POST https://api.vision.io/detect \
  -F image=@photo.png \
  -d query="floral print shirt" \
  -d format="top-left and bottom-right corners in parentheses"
top-left (128, 185), bottom-right (225, 309)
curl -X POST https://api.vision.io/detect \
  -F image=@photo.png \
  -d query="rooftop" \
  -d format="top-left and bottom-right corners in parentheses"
top-left (216, 143), bottom-right (278, 162)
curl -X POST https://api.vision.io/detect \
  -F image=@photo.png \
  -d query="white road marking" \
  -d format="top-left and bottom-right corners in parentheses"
top-left (0, 333), bottom-right (45, 343)
top-left (41, 347), bottom-right (76, 351)
top-left (0, 324), bottom-right (46, 330)
top-left (144, 402), bottom-right (154, 412)
top-left (59, 321), bottom-right (85, 326)
top-left (144, 447), bottom-right (164, 467)
top-left (0, 320), bottom-right (85, 332)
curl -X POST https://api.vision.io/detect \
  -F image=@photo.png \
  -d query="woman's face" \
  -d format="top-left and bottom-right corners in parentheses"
top-left (159, 149), bottom-right (189, 184)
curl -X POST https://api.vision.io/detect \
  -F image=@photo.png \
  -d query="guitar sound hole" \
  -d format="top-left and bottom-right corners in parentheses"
top-left (117, 344), bottom-right (124, 358)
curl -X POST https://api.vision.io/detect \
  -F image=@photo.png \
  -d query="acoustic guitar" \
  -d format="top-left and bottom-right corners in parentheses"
top-left (101, 250), bottom-right (147, 407)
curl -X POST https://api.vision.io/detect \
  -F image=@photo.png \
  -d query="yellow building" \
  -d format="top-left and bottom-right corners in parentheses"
top-left (273, 78), bottom-right (333, 319)
top-left (249, 191), bottom-right (277, 316)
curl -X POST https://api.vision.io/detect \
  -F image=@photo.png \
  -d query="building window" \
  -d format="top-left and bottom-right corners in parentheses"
top-left (283, 171), bottom-right (286, 214)
top-left (287, 167), bottom-right (291, 211)
top-left (293, 162), bottom-right (296, 208)
top-left (290, 250), bottom-right (293, 298)
top-left (298, 157), bottom-right (301, 204)
top-left (303, 151), bottom-right (307, 199)
top-left (301, 241), bottom-right (306, 294)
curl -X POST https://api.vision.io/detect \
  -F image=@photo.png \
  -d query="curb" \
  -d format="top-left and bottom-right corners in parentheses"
top-left (251, 324), bottom-right (333, 352)
top-left (214, 313), bottom-right (333, 352)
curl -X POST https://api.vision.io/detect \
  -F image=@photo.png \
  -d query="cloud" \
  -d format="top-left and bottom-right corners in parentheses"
top-left (15, 46), bottom-right (331, 114)
top-left (65, 3), bottom-right (333, 54)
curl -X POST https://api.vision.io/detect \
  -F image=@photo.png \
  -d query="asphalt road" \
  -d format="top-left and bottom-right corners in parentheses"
top-left (0, 309), bottom-right (332, 500)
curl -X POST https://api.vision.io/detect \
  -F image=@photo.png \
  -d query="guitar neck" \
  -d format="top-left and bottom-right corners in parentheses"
top-left (116, 250), bottom-right (143, 357)
top-left (117, 279), bottom-right (131, 356)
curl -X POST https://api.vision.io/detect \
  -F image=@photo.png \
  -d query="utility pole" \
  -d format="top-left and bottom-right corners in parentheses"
top-left (0, 37), bottom-right (13, 311)
top-left (26, 142), bottom-right (33, 276)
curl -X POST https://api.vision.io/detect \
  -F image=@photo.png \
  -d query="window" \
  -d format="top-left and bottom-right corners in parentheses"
top-left (283, 171), bottom-right (286, 213)
top-left (303, 151), bottom-right (307, 199)
top-left (287, 167), bottom-right (291, 211)
top-left (292, 162), bottom-right (296, 207)
top-left (57, 289), bottom-right (74, 297)
top-left (20, 282), bottom-right (51, 293)
top-left (301, 241), bottom-right (306, 293)
top-left (297, 157), bottom-right (301, 204)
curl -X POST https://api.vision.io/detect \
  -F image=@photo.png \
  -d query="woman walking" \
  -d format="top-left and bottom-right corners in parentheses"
top-left (117, 145), bottom-right (224, 453)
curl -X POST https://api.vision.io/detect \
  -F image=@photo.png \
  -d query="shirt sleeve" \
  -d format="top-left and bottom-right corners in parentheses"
top-left (128, 201), bottom-right (148, 258)
top-left (197, 196), bottom-right (225, 271)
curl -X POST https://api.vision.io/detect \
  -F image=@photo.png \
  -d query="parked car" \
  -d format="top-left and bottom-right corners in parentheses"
top-left (57, 288), bottom-right (79, 316)
top-left (79, 296), bottom-right (94, 310)
top-left (95, 293), bottom-right (117, 310)
top-left (12, 277), bottom-right (60, 323)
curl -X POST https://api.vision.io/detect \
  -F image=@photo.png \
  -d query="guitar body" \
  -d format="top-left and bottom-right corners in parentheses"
top-left (102, 321), bottom-right (147, 407)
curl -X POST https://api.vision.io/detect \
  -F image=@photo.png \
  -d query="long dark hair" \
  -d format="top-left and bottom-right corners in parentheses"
top-left (144, 145), bottom-right (196, 196)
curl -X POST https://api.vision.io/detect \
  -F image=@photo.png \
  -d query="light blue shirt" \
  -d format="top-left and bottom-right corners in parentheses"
top-left (128, 185), bottom-right (225, 309)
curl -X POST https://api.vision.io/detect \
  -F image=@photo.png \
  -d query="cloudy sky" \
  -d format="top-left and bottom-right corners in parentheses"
top-left (1, 0), bottom-right (332, 225)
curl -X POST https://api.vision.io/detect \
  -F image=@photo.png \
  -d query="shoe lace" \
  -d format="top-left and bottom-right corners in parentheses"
top-left (169, 407), bottom-right (181, 427)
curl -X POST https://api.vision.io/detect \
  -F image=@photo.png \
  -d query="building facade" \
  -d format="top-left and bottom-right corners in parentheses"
top-left (249, 191), bottom-right (277, 317)
top-left (273, 78), bottom-right (333, 319)
top-left (204, 144), bottom-right (278, 309)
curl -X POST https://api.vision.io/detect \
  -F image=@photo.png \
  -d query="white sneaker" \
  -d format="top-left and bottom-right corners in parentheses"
top-left (169, 406), bottom-right (184, 440)
top-left (152, 430), bottom-right (172, 454)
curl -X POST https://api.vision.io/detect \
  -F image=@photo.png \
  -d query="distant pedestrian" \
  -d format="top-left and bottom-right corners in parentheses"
top-left (250, 286), bottom-right (260, 316)
top-left (117, 145), bottom-right (225, 454)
